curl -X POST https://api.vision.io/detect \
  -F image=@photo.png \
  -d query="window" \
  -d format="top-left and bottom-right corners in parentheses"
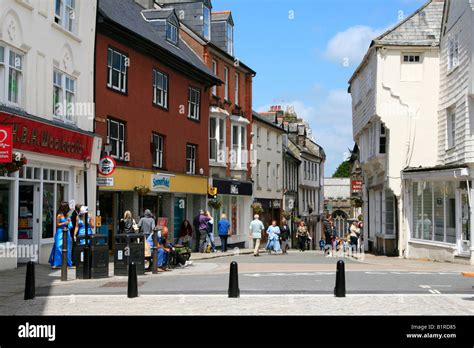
top-left (276, 164), bottom-right (280, 190)
top-left (107, 48), bottom-right (128, 93)
top-left (266, 162), bottom-right (270, 187)
top-left (226, 22), bottom-right (234, 56)
top-left (166, 22), bottom-right (178, 45)
top-left (203, 6), bottom-right (211, 40)
top-left (256, 160), bottom-right (261, 188)
top-left (266, 130), bottom-right (270, 148)
top-left (188, 87), bottom-right (200, 120)
top-left (385, 191), bottom-right (395, 235)
top-left (186, 144), bottom-right (197, 174)
top-left (53, 70), bottom-right (76, 123)
top-left (304, 161), bottom-right (307, 180)
top-left (152, 133), bottom-right (164, 168)
top-left (240, 126), bottom-right (246, 167)
top-left (256, 127), bottom-right (261, 145)
top-left (448, 34), bottom-right (459, 70)
top-left (403, 54), bottom-right (421, 63)
top-left (153, 69), bottom-right (168, 108)
top-left (447, 107), bottom-right (456, 149)
top-left (379, 124), bottom-right (386, 154)
top-left (55, 0), bottom-right (76, 33)
top-left (0, 47), bottom-right (23, 106)
top-left (234, 73), bottom-right (239, 105)
top-left (107, 119), bottom-right (125, 160)
top-left (224, 67), bottom-right (229, 100)
top-left (211, 60), bottom-right (217, 96)
top-left (210, 118), bottom-right (226, 162)
top-left (232, 125), bottom-right (238, 165)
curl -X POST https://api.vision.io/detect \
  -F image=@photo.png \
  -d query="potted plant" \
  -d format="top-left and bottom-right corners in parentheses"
top-left (250, 202), bottom-right (264, 215)
top-left (281, 209), bottom-right (292, 220)
top-left (208, 198), bottom-right (222, 210)
top-left (0, 152), bottom-right (27, 175)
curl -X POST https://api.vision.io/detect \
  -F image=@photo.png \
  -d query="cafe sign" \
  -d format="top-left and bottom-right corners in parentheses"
top-left (151, 173), bottom-right (173, 192)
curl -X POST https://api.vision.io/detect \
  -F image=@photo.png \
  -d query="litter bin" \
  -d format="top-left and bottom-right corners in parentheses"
top-left (75, 234), bottom-right (109, 279)
top-left (114, 233), bottom-right (145, 276)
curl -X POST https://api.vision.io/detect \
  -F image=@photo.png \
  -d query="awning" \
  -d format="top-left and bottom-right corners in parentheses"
top-left (230, 115), bottom-right (250, 125)
top-left (402, 166), bottom-right (470, 180)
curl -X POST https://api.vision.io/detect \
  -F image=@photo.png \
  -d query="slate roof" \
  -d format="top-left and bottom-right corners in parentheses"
top-left (211, 10), bottom-right (232, 23)
top-left (157, 0), bottom-right (212, 8)
top-left (98, 0), bottom-right (218, 81)
top-left (373, 0), bottom-right (445, 46)
top-left (141, 8), bottom-right (174, 20)
top-left (252, 111), bottom-right (285, 133)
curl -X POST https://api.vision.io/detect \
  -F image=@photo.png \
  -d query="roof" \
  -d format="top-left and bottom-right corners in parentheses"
top-left (252, 111), bottom-right (285, 133)
top-left (157, 0), bottom-right (212, 7)
top-left (348, 0), bottom-right (445, 85)
top-left (98, 0), bottom-right (218, 83)
top-left (212, 10), bottom-right (233, 25)
top-left (141, 8), bottom-right (175, 20)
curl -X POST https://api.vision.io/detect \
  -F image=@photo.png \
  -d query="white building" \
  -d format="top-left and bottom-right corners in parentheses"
top-left (251, 111), bottom-right (284, 226)
top-left (402, 0), bottom-right (474, 264)
top-left (349, 0), bottom-right (444, 255)
top-left (324, 177), bottom-right (351, 237)
top-left (0, 0), bottom-right (100, 269)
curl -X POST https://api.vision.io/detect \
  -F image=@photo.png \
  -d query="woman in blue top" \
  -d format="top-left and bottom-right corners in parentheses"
top-left (266, 220), bottom-right (282, 254)
top-left (73, 206), bottom-right (95, 245)
top-left (217, 214), bottom-right (231, 252)
top-left (48, 202), bottom-right (72, 268)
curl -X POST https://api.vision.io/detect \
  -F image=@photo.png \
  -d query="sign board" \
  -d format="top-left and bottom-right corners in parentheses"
top-left (351, 180), bottom-right (363, 194)
top-left (151, 173), bottom-right (172, 192)
top-left (97, 177), bottom-right (114, 187)
top-left (98, 156), bottom-right (116, 176)
top-left (0, 126), bottom-right (12, 163)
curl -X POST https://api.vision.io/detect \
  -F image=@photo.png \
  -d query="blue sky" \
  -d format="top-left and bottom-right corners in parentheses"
top-left (213, 0), bottom-right (427, 175)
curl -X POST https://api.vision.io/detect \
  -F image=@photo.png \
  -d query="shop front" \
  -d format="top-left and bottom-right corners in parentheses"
top-left (403, 166), bottom-right (473, 264)
top-left (210, 178), bottom-right (253, 249)
top-left (0, 112), bottom-right (98, 270)
top-left (97, 168), bottom-right (207, 250)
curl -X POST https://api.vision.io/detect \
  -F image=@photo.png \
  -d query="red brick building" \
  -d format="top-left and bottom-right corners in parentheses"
top-left (94, 0), bottom-right (219, 246)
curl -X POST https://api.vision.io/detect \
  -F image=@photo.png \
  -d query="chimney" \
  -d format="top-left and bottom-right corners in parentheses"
top-left (135, 0), bottom-right (155, 9)
top-left (297, 124), bottom-right (306, 147)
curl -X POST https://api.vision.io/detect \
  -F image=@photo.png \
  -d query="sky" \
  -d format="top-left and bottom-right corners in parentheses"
top-left (213, 0), bottom-right (427, 175)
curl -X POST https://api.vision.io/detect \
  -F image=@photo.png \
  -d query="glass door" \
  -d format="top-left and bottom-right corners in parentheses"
top-left (18, 183), bottom-right (40, 263)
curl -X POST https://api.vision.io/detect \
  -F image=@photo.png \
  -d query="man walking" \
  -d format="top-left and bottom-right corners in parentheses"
top-left (249, 214), bottom-right (265, 257)
top-left (197, 210), bottom-right (211, 253)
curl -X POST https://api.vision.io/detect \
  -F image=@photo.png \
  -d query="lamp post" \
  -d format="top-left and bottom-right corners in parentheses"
top-left (83, 157), bottom-right (91, 279)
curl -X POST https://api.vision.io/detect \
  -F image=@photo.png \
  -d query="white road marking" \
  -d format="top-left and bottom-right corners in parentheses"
top-left (365, 272), bottom-right (388, 275)
top-left (419, 285), bottom-right (431, 289)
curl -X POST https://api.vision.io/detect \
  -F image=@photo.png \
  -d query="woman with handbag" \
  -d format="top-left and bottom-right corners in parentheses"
top-left (217, 213), bottom-right (231, 252)
top-left (119, 210), bottom-right (137, 234)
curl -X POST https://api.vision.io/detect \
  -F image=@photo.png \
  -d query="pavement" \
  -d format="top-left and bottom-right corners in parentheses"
top-left (0, 249), bottom-right (473, 316)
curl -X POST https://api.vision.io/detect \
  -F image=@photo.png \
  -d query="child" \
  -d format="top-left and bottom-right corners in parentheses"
top-left (319, 238), bottom-right (325, 251)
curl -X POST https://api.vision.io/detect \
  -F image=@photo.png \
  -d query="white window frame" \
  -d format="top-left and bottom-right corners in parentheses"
top-left (107, 47), bottom-right (128, 93)
top-left (107, 118), bottom-right (125, 160)
top-left (153, 69), bottom-right (168, 109)
top-left (166, 21), bottom-right (178, 45)
top-left (188, 87), bottom-right (200, 120)
top-left (0, 46), bottom-right (24, 107)
top-left (209, 116), bottom-right (226, 163)
top-left (53, 69), bottom-right (76, 123)
top-left (224, 67), bottom-right (229, 100)
top-left (211, 60), bottom-right (217, 96)
top-left (55, 0), bottom-right (77, 34)
top-left (186, 144), bottom-right (197, 175)
top-left (448, 34), bottom-right (459, 71)
top-left (230, 123), bottom-right (247, 170)
top-left (234, 72), bottom-right (239, 105)
top-left (152, 133), bottom-right (164, 168)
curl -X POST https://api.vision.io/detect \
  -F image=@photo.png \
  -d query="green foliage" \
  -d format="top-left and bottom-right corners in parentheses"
top-left (332, 160), bottom-right (351, 178)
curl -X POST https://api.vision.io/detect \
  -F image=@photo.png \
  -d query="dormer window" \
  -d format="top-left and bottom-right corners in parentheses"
top-left (226, 22), bottom-right (233, 56)
top-left (166, 21), bottom-right (178, 45)
top-left (203, 6), bottom-right (211, 40)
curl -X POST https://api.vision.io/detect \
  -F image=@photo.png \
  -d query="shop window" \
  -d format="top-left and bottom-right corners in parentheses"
top-left (0, 182), bottom-right (11, 243)
top-left (445, 182), bottom-right (456, 243)
top-left (42, 183), bottom-right (55, 239)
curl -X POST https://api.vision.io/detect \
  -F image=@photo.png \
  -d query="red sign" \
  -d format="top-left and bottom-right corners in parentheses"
top-left (98, 156), bottom-right (116, 176)
top-left (0, 113), bottom-right (93, 161)
top-left (0, 125), bottom-right (13, 163)
top-left (351, 180), bottom-right (363, 193)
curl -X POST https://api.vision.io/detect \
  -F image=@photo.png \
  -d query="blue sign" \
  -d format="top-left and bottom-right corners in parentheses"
top-left (151, 174), bottom-right (171, 191)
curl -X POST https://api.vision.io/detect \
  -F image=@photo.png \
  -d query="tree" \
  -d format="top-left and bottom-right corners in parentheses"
top-left (332, 160), bottom-right (351, 178)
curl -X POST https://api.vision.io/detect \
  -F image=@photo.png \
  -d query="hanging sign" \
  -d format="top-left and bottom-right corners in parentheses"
top-left (98, 156), bottom-right (116, 176)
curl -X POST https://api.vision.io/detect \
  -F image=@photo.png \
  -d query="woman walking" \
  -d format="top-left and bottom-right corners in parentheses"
top-left (48, 202), bottom-right (72, 268)
top-left (279, 218), bottom-right (290, 254)
top-left (73, 206), bottom-right (95, 245)
top-left (350, 221), bottom-right (360, 251)
top-left (217, 214), bottom-right (231, 252)
top-left (296, 221), bottom-right (309, 251)
top-left (119, 210), bottom-right (136, 234)
top-left (266, 220), bottom-right (282, 254)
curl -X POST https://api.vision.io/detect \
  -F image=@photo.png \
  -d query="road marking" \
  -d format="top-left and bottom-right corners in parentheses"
top-left (419, 285), bottom-right (431, 289)
top-left (365, 272), bottom-right (388, 275)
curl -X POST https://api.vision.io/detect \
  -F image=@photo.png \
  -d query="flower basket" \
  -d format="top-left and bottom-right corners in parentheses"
top-left (251, 202), bottom-right (264, 215)
top-left (281, 209), bottom-right (292, 220)
top-left (134, 185), bottom-right (150, 196)
top-left (0, 153), bottom-right (27, 175)
top-left (208, 198), bottom-right (222, 210)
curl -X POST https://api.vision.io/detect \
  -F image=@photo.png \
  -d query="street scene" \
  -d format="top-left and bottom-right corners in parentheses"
top-left (0, 0), bottom-right (473, 344)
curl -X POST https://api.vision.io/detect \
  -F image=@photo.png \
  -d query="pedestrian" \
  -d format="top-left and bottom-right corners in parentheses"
top-left (146, 226), bottom-right (171, 272)
top-left (249, 214), bottom-right (265, 257)
top-left (178, 219), bottom-right (193, 246)
top-left (279, 218), bottom-right (290, 254)
top-left (323, 214), bottom-right (333, 251)
top-left (69, 202), bottom-right (81, 265)
top-left (48, 202), bottom-right (72, 269)
top-left (137, 209), bottom-right (155, 239)
top-left (206, 211), bottom-right (217, 253)
top-left (197, 209), bottom-right (211, 253)
top-left (350, 221), bottom-right (361, 251)
top-left (296, 221), bottom-right (309, 251)
top-left (217, 213), bottom-right (231, 252)
top-left (73, 206), bottom-right (95, 245)
top-left (119, 210), bottom-right (137, 234)
top-left (266, 220), bottom-right (282, 254)
top-left (319, 237), bottom-right (325, 251)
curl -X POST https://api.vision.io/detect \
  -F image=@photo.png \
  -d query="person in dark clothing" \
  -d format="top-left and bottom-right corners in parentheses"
top-left (279, 218), bottom-right (290, 254)
top-left (323, 214), bottom-right (333, 250)
top-left (119, 211), bottom-right (135, 234)
top-left (69, 203), bottom-right (82, 266)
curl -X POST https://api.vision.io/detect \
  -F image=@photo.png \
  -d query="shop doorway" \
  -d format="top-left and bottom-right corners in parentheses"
top-left (18, 183), bottom-right (40, 263)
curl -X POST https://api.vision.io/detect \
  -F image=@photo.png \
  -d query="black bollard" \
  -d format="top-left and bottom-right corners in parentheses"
top-left (228, 261), bottom-right (240, 298)
top-left (152, 231), bottom-right (158, 274)
top-left (128, 262), bottom-right (138, 298)
top-left (24, 261), bottom-right (35, 300)
top-left (334, 259), bottom-right (346, 297)
top-left (61, 227), bottom-right (68, 281)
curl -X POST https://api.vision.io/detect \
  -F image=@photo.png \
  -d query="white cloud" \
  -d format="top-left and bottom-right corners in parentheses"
top-left (256, 89), bottom-right (353, 176)
top-left (323, 25), bottom-right (385, 67)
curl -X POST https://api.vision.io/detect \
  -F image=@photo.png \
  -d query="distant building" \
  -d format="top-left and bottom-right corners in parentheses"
top-left (324, 178), bottom-right (351, 238)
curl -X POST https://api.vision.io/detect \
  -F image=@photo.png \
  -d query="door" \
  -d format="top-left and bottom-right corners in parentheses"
top-left (458, 189), bottom-right (471, 256)
top-left (18, 183), bottom-right (40, 263)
